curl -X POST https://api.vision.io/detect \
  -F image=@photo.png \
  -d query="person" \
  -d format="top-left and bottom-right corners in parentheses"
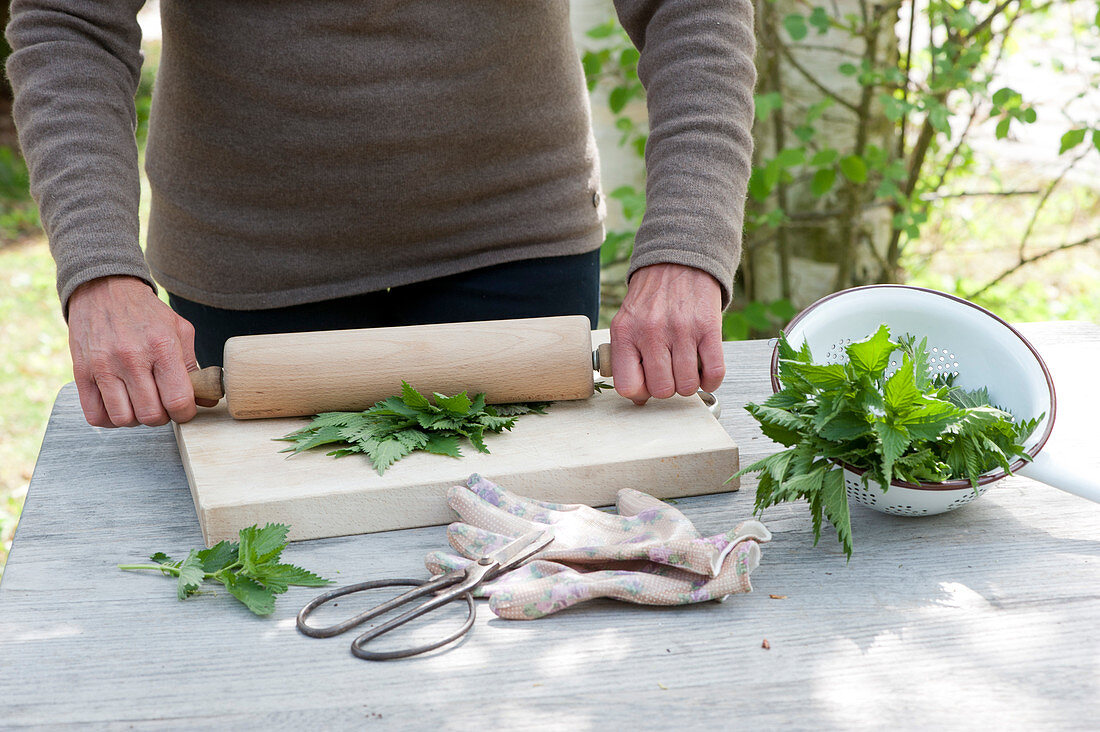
top-left (5, 0), bottom-right (755, 429)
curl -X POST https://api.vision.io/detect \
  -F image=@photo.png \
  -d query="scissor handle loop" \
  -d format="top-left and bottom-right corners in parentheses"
top-left (351, 591), bottom-right (476, 661)
top-left (297, 578), bottom-right (437, 638)
top-left (297, 575), bottom-right (479, 660)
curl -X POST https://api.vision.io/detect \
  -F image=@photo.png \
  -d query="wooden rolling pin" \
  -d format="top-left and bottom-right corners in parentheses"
top-left (188, 315), bottom-right (613, 420)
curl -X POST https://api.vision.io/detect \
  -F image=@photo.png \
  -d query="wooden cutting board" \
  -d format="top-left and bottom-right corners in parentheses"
top-left (174, 331), bottom-right (739, 546)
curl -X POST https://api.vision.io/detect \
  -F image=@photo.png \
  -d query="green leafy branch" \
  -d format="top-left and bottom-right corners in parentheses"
top-left (119, 523), bottom-right (330, 615)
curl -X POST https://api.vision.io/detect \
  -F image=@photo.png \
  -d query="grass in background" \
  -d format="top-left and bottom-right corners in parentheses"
top-left (0, 146), bottom-right (39, 241)
top-left (0, 239), bottom-right (69, 571)
top-left (1, 129), bottom-right (57, 572)
top-left (0, 43), bottom-right (158, 577)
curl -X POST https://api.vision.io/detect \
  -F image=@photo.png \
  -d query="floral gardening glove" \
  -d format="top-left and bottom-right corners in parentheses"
top-left (425, 536), bottom-right (764, 620)
top-left (445, 474), bottom-right (770, 577)
top-left (424, 475), bottom-right (770, 619)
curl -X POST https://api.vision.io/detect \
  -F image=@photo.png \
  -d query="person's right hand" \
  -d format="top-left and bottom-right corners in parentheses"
top-left (67, 275), bottom-right (214, 428)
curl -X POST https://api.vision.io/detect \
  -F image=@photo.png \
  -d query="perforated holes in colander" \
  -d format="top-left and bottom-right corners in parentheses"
top-left (844, 473), bottom-right (878, 507)
top-left (928, 346), bottom-right (961, 379)
top-left (823, 336), bottom-right (861, 366)
top-left (946, 486), bottom-right (987, 511)
top-left (822, 335), bottom-right (961, 380)
top-left (881, 505), bottom-right (931, 517)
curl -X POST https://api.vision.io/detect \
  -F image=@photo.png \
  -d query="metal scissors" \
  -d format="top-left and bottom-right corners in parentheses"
top-left (296, 528), bottom-right (553, 660)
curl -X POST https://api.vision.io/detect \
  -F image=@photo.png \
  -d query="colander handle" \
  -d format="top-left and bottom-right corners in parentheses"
top-left (1017, 448), bottom-right (1100, 504)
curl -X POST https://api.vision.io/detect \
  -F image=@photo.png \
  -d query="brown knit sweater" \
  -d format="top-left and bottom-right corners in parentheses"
top-left (6, 0), bottom-right (755, 313)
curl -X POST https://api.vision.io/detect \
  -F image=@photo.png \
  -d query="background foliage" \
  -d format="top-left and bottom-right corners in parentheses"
top-left (745, 0), bottom-right (1100, 309)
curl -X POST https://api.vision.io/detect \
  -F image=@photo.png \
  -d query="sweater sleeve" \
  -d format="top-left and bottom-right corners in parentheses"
top-left (5, 0), bottom-right (155, 316)
top-left (613, 0), bottom-right (756, 308)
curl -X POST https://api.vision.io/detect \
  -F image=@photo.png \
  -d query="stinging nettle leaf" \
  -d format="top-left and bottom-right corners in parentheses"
top-left (373, 396), bottom-right (422, 418)
top-left (196, 541), bottom-right (238, 573)
top-left (266, 563), bottom-right (332, 588)
top-left (846, 325), bottom-right (894, 374)
top-left (874, 422), bottom-right (910, 486)
top-left (400, 381), bottom-right (432, 409)
top-left (241, 523), bottom-right (289, 567)
top-left (781, 466), bottom-right (826, 501)
top-left (789, 361), bottom-right (849, 389)
top-left (900, 401), bottom-right (958, 440)
top-left (176, 550), bottom-right (206, 600)
top-left (818, 411), bottom-right (871, 441)
top-left (820, 469), bottom-right (852, 558)
top-left (434, 391), bottom-right (473, 415)
top-left (748, 404), bottom-right (804, 431)
top-left (492, 403), bottom-right (539, 416)
top-left (250, 563), bottom-right (333, 594)
top-left (883, 355), bottom-right (922, 413)
top-left (423, 415), bottom-right (467, 431)
top-left (304, 412), bottom-right (362, 429)
top-left (459, 425), bottom-right (490, 454)
top-left (222, 573), bottom-right (277, 616)
top-left (776, 332), bottom-right (803, 362)
top-left (477, 413), bottom-right (517, 432)
top-left (423, 433), bottom-right (463, 458)
top-left (278, 425), bottom-right (348, 455)
top-left (757, 421), bottom-right (803, 448)
top-left (948, 386), bottom-right (992, 410)
top-left (365, 437), bottom-right (414, 476)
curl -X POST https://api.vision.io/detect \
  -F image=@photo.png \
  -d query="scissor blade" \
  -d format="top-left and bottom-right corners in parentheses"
top-left (485, 528), bottom-right (554, 574)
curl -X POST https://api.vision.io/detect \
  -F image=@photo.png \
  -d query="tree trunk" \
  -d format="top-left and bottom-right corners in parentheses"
top-left (743, 0), bottom-right (899, 310)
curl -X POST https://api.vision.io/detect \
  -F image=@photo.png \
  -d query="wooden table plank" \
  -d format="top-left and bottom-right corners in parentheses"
top-left (2, 322), bottom-right (1099, 729)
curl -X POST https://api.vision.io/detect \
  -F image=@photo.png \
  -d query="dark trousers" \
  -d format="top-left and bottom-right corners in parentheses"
top-left (169, 249), bottom-right (601, 367)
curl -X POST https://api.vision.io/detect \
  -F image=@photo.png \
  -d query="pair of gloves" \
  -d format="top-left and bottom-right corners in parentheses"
top-left (425, 474), bottom-right (771, 620)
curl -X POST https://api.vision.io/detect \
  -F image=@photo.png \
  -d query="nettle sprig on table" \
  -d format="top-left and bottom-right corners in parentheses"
top-left (735, 325), bottom-right (1041, 558)
top-left (119, 523), bottom-right (330, 615)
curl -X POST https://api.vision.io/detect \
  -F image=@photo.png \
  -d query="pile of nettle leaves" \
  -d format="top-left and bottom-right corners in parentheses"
top-left (736, 325), bottom-right (1041, 558)
top-left (277, 381), bottom-right (547, 476)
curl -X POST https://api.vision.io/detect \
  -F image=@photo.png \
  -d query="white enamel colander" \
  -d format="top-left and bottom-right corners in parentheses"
top-left (773, 285), bottom-right (1100, 516)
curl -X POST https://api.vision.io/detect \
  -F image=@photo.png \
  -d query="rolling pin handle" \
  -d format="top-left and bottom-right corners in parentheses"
top-left (190, 366), bottom-right (225, 401)
top-left (593, 343), bottom-right (613, 377)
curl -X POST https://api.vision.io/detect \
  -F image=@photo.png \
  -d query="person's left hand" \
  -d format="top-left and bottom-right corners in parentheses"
top-left (609, 263), bottom-right (725, 405)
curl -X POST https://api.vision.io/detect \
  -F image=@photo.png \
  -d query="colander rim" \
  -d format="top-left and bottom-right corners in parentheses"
top-left (768, 284), bottom-right (1057, 491)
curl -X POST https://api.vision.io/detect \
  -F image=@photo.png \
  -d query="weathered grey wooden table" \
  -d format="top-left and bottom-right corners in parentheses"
top-left (2, 323), bottom-right (1099, 729)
